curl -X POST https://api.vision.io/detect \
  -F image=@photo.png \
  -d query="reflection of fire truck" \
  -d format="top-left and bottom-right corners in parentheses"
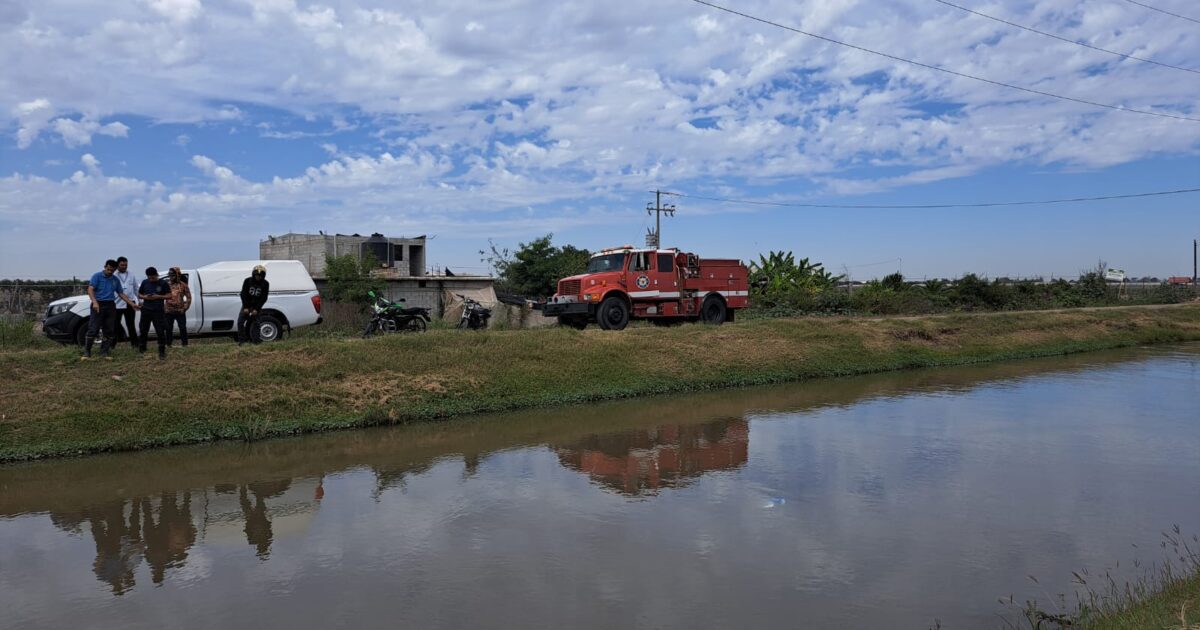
top-left (555, 419), bottom-right (750, 496)
top-left (542, 246), bottom-right (750, 330)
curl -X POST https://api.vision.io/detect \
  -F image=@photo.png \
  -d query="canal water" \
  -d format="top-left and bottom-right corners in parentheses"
top-left (2, 345), bottom-right (1198, 629)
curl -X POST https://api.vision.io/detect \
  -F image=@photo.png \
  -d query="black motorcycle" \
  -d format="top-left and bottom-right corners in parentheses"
top-left (457, 294), bottom-right (492, 330)
top-left (362, 291), bottom-right (431, 337)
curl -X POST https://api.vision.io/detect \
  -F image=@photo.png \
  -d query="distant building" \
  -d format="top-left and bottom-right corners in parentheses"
top-left (259, 232), bottom-right (427, 278)
top-left (259, 231), bottom-right (494, 316)
top-left (1167, 276), bottom-right (1194, 286)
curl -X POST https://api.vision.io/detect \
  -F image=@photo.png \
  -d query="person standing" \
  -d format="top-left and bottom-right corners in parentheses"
top-left (164, 267), bottom-right (193, 348)
top-left (113, 257), bottom-right (141, 351)
top-left (83, 259), bottom-right (139, 360)
top-left (237, 265), bottom-right (270, 345)
top-left (137, 267), bottom-right (170, 359)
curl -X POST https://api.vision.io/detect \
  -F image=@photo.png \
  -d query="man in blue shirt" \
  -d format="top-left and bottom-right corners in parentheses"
top-left (83, 259), bottom-right (140, 360)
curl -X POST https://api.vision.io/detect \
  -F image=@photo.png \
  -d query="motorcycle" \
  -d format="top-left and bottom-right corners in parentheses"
top-left (362, 291), bottom-right (431, 338)
top-left (456, 294), bottom-right (492, 330)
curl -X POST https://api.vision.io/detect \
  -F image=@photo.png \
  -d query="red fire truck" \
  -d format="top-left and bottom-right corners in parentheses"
top-left (542, 246), bottom-right (750, 330)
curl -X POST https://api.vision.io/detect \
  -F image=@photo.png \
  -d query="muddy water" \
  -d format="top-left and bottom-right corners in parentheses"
top-left (2, 345), bottom-right (1198, 629)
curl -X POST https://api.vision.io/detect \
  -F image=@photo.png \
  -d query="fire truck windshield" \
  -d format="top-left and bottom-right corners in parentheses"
top-left (586, 253), bottom-right (627, 273)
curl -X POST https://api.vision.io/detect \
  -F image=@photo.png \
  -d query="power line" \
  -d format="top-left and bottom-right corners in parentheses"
top-left (1119, 0), bottom-right (1200, 25)
top-left (686, 0), bottom-right (1200, 123)
top-left (661, 187), bottom-right (1200, 209)
top-left (933, 0), bottom-right (1200, 75)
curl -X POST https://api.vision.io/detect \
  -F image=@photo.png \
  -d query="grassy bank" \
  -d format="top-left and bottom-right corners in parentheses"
top-left (1, 304), bottom-right (1199, 462)
top-left (1079, 572), bottom-right (1200, 629)
top-left (1012, 528), bottom-right (1200, 630)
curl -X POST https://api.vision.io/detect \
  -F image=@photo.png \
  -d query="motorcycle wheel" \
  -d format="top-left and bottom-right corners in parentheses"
top-left (362, 320), bottom-right (378, 338)
top-left (405, 318), bottom-right (427, 333)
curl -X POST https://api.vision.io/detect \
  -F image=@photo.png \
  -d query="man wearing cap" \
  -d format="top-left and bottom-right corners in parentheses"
top-left (137, 267), bottom-right (170, 359)
top-left (82, 259), bottom-right (140, 360)
top-left (237, 264), bottom-right (270, 345)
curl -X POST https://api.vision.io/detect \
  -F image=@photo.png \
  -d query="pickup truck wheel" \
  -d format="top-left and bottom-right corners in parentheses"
top-left (257, 314), bottom-right (283, 342)
top-left (700, 296), bottom-right (727, 325)
top-left (557, 316), bottom-right (587, 330)
top-left (597, 297), bottom-right (629, 331)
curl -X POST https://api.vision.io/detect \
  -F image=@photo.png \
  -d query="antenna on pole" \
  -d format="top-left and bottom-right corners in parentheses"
top-left (646, 189), bottom-right (676, 248)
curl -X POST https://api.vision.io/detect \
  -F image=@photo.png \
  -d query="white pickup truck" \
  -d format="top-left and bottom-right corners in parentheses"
top-left (43, 260), bottom-right (323, 345)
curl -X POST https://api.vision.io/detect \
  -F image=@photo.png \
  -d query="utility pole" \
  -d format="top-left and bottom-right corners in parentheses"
top-left (645, 190), bottom-right (676, 248)
top-left (1193, 238), bottom-right (1197, 294)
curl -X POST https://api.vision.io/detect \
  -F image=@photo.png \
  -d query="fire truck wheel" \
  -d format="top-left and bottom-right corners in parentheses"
top-left (700, 295), bottom-right (727, 325)
top-left (597, 296), bottom-right (630, 331)
top-left (557, 316), bottom-right (588, 330)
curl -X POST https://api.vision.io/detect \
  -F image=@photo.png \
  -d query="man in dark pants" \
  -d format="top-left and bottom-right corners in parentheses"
top-left (82, 259), bottom-right (139, 360)
top-left (164, 267), bottom-right (192, 347)
top-left (237, 265), bottom-right (270, 345)
top-left (137, 267), bottom-right (170, 359)
top-left (113, 256), bottom-right (140, 351)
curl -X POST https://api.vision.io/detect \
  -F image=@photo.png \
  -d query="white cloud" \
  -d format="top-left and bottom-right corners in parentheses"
top-left (144, 0), bottom-right (202, 24)
top-left (14, 98), bottom-right (54, 149)
top-left (80, 153), bottom-right (101, 174)
top-left (0, 0), bottom-right (1198, 244)
top-left (51, 117), bottom-right (130, 147)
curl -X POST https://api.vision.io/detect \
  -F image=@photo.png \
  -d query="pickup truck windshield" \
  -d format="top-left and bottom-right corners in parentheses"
top-left (586, 254), bottom-right (626, 273)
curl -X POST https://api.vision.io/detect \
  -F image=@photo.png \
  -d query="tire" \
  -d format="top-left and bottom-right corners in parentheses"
top-left (405, 318), bottom-right (427, 333)
top-left (557, 316), bottom-right (587, 330)
top-left (362, 320), bottom-right (378, 338)
top-left (597, 296), bottom-right (630, 331)
top-left (75, 321), bottom-right (88, 347)
top-left (700, 296), bottom-right (727, 325)
top-left (257, 314), bottom-right (284, 342)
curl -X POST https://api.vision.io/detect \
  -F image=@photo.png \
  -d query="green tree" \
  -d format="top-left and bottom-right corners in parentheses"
top-left (481, 234), bottom-right (590, 297)
top-left (747, 251), bottom-right (842, 309)
top-left (323, 252), bottom-right (384, 305)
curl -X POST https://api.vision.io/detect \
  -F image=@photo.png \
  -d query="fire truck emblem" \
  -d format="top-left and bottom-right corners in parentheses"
top-left (635, 274), bottom-right (650, 289)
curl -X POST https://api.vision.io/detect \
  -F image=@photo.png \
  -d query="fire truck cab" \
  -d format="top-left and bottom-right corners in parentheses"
top-left (542, 246), bottom-right (749, 330)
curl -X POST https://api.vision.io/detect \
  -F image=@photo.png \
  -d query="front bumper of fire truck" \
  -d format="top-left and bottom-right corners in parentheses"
top-left (541, 296), bottom-right (595, 318)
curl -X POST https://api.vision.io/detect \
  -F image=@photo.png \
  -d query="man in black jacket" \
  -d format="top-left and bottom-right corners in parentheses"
top-left (237, 265), bottom-right (270, 345)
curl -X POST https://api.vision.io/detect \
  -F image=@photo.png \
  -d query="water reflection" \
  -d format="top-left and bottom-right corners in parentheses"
top-left (49, 493), bottom-right (197, 595)
top-left (556, 418), bottom-right (749, 496)
top-left (42, 479), bottom-right (324, 593)
top-left (1, 344), bottom-right (1198, 628)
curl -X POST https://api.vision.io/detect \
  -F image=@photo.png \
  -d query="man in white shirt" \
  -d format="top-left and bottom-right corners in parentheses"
top-left (114, 256), bottom-right (141, 351)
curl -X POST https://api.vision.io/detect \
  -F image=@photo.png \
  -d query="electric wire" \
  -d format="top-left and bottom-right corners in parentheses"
top-left (1118, 0), bottom-right (1200, 25)
top-left (933, 0), bottom-right (1200, 75)
top-left (686, 0), bottom-right (1200, 123)
top-left (661, 187), bottom-right (1200, 209)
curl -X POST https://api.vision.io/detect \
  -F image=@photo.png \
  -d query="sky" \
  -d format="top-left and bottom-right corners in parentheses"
top-left (0, 0), bottom-right (1197, 281)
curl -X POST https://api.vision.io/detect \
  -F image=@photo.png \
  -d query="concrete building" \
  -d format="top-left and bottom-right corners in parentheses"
top-left (259, 232), bottom-right (427, 278)
top-left (259, 232), bottom-right (495, 317)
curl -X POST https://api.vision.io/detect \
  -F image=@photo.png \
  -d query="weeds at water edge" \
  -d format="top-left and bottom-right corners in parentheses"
top-left (998, 526), bottom-right (1200, 629)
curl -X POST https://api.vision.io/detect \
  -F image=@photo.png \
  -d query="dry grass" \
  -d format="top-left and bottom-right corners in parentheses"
top-left (1, 304), bottom-right (1199, 461)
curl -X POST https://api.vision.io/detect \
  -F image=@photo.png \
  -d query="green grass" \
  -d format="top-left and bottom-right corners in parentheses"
top-left (1, 304), bottom-right (1199, 462)
top-left (1004, 527), bottom-right (1200, 630)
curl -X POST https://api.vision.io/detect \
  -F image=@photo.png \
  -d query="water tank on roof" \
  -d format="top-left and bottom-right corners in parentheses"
top-left (361, 233), bottom-right (392, 267)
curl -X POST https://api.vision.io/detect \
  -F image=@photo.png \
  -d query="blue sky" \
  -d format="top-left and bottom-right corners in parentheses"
top-left (1, 0), bottom-right (1197, 280)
